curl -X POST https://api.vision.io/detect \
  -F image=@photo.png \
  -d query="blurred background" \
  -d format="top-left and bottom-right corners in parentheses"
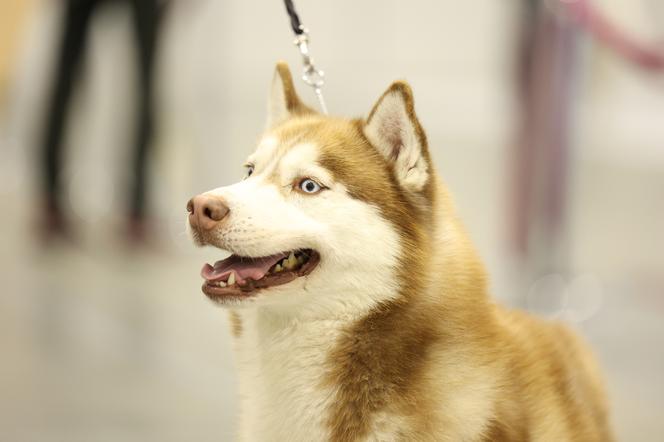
top-left (1, 0), bottom-right (663, 440)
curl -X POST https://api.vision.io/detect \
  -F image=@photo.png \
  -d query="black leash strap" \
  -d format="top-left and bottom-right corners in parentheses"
top-left (284, 0), bottom-right (304, 35)
top-left (282, 0), bottom-right (328, 113)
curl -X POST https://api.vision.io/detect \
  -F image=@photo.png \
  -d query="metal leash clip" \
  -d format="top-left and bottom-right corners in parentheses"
top-left (293, 27), bottom-right (328, 114)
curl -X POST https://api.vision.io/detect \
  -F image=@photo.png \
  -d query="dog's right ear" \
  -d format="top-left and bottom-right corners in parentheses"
top-left (364, 81), bottom-right (430, 194)
top-left (266, 62), bottom-right (313, 127)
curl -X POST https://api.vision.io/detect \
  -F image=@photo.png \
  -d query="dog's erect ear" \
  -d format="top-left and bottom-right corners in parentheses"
top-left (364, 81), bottom-right (430, 192)
top-left (267, 62), bottom-right (314, 127)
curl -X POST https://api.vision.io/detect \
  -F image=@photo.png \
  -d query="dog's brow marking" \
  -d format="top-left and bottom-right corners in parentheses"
top-left (257, 139), bottom-right (323, 191)
top-left (255, 133), bottom-right (307, 178)
top-left (278, 142), bottom-right (337, 192)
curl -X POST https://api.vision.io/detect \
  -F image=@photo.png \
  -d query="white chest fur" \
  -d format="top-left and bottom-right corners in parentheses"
top-left (232, 310), bottom-right (348, 442)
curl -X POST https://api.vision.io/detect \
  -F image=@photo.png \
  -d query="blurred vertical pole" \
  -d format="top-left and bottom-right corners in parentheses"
top-left (510, 0), bottom-right (579, 299)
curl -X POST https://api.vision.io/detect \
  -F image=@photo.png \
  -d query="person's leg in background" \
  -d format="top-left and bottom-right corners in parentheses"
top-left (126, 0), bottom-right (165, 241)
top-left (40, 0), bottom-right (99, 238)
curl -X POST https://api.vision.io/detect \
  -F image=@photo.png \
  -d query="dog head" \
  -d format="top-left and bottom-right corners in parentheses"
top-left (188, 62), bottom-right (437, 316)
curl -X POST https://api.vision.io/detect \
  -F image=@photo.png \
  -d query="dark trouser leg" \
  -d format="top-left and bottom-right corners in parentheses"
top-left (41, 0), bottom-right (96, 213)
top-left (128, 0), bottom-right (160, 220)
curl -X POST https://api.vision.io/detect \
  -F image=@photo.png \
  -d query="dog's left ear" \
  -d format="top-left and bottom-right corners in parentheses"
top-left (267, 61), bottom-right (314, 127)
top-left (364, 81), bottom-right (430, 192)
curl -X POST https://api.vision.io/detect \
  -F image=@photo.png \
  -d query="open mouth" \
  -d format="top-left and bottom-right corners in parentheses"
top-left (200, 249), bottom-right (320, 301)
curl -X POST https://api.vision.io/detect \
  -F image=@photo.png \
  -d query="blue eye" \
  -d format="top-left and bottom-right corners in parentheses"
top-left (299, 178), bottom-right (322, 194)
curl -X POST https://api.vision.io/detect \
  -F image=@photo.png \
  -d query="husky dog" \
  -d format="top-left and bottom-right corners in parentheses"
top-left (187, 62), bottom-right (613, 442)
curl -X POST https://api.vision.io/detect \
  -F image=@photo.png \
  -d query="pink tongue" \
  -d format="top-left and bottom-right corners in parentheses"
top-left (201, 252), bottom-right (289, 283)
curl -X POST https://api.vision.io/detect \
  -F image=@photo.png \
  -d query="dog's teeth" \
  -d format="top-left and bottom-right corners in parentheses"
top-left (297, 256), bottom-right (305, 265)
top-left (274, 264), bottom-right (283, 273)
top-left (285, 254), bottom-right (297, 270)
top-left (228, 273), bottom-right (236, 286)
top-left (218, 281), bottom-right (226, 287)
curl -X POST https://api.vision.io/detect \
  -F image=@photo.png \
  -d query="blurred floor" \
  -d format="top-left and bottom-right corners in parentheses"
top-left (0, 195), bottom-right (238, 442)
top-left (1, 0), bottom-right (663, 441)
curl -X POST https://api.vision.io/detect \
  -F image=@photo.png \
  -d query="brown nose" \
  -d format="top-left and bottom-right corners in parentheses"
top-left (187, 195), bottom-right (230, 231)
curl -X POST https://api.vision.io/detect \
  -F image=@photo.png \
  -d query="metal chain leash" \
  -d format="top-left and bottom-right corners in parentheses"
top-left (283, 0), bottom-right (328, 114)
